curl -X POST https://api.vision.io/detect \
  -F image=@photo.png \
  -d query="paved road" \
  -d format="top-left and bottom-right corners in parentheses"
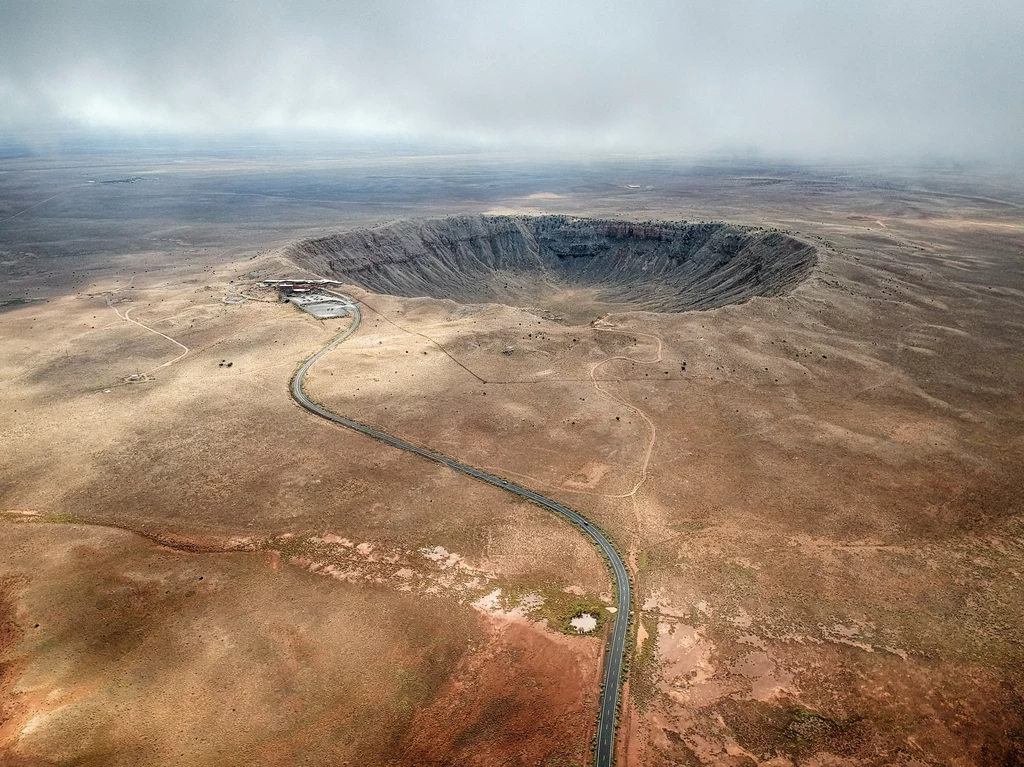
top-left (290, 295), bottom-right (631, 767)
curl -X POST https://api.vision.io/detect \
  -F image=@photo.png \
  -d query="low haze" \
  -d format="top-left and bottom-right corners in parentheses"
top-left (3, 3), bottom-right (1024, 766)
top-left (2, 0), bottom-right (1023, 159)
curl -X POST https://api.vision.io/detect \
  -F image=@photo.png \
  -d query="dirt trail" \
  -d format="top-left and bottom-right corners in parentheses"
top-left (478, 326), bottom-right (663, 502)
top-left (105, 293), bottom-right (190, 375)
top-left (0, 185), bottom-right (80, 223)
top-left (590, 327), bottom-right (663, 499)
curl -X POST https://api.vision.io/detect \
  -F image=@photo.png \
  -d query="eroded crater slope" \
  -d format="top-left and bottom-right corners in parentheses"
top-left (287, 215), bottom-right (816, 320)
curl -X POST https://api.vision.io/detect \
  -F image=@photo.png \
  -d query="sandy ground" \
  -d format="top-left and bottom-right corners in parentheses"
top-left (0, 521), bottom-right (600, 766)
top-left (301, 187), bottom-right (1024, 764)
top-left (0, 215), bottom-right (608, 765)
top-left (1, 156), bottom-right (1023, 764)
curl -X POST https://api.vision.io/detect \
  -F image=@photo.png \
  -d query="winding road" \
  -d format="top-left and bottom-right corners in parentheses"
top-left (289, 293), bottom-right (631, 767)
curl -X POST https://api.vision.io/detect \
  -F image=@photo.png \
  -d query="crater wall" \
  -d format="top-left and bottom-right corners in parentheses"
top-left (286, 215), bottom-right (817, 317)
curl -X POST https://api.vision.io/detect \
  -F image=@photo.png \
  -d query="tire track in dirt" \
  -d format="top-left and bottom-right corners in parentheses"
top-left (105, 292), bottom-right (190, 375)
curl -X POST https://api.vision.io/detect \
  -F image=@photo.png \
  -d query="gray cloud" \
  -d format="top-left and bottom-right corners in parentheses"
top-left (2, 0), bottom-right (1022, 159)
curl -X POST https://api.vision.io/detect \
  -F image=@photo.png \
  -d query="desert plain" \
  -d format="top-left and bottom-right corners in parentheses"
top-left (1, 148), bottom-right (1022, 766)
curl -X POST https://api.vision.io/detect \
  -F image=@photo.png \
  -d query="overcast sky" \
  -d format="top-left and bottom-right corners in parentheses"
top-left (2, 0), bottom-right (1022, 159)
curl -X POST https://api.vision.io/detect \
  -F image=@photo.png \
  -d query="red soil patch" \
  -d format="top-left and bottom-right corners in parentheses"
top-left (0, 578), bottom-right (27, 755)
top-left (401, 613), bottom-right (600, 766)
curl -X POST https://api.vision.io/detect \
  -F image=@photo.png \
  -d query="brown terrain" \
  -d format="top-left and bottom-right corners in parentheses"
top-left (1, 153), bottom-right (1022, 766)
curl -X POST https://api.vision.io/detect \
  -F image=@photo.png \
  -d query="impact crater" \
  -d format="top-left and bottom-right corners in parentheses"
top-left (287, 215), bottom-right (816, 323)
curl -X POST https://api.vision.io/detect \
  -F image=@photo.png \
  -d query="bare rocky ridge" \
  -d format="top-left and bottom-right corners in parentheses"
top-left (287, 215), bottom-right (817, 319)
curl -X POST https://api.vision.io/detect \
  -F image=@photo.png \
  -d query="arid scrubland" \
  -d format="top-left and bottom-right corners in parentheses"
top-left (1, 156), bottom-right (1022, 765)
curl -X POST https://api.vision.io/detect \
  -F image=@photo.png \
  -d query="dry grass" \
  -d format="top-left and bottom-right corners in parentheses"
top-left (2, 156), bottom-right (1023, 764)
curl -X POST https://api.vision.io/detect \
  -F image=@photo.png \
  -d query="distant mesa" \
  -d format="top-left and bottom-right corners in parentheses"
top-left (100, 176), bottom-right (148, 184)
top-left (286, 215), bottom-right (817, 321)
